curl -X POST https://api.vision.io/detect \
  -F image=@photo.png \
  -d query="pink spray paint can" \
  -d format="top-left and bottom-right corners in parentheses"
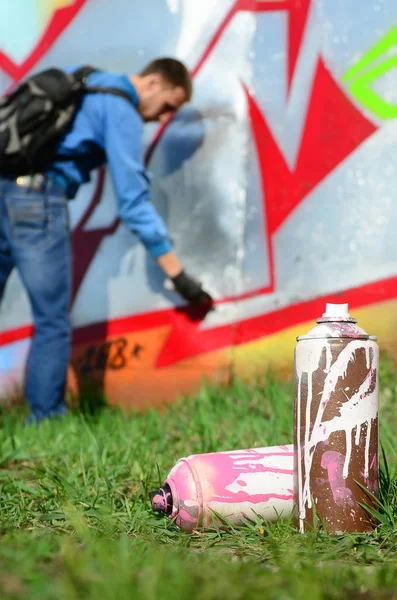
top-left (150, 444), bottom-right (294, 532)
top-left (294, 303), bottom-right (379, 534)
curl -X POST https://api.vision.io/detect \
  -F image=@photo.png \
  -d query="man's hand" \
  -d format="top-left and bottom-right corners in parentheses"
top-left (156, 251), bottom-right (213, 306)
top-left (171, 270), bottom-right (213, 307)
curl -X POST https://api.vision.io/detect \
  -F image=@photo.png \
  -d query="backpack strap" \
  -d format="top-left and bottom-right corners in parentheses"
top-left (84, 85), bottom-right (135, 105)
top-left (73, 65), bottom-right (135, 106)
top-left (52, 70), bottom-right (136, 163)
top-left (73, 65), bottom-right (99, 84)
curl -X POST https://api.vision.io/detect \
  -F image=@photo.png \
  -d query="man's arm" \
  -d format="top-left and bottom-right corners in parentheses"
top-left (103, 95), bottom-right (213, 306)
top-left (156, 250), bottom-right (183, 278)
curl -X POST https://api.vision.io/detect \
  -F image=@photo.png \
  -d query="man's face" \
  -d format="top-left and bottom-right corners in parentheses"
top-left (139, 74), bottom-right (187, 123)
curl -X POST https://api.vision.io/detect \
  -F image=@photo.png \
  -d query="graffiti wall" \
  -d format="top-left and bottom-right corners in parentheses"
top-left (1, 0), bottom-right (397, 409)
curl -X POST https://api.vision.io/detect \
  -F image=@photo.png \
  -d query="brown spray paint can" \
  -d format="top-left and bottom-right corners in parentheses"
top-left (293, 303), bottom-right (379, 534)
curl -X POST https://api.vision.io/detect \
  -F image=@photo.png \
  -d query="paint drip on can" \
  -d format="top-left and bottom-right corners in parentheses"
top-left (150, 444), bottom-right (294, 532)
top-left (294, 302), bottom-right (379, 535)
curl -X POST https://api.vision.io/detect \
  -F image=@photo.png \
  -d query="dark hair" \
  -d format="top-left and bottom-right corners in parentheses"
top-left (139, 57), bottom-right (193, 101)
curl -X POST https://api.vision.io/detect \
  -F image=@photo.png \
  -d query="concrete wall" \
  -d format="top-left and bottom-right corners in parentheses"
top-left (1, 0), bottom-right (397, 409)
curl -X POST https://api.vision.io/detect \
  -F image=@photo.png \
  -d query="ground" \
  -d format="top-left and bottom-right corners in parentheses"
top-left (0, 356), bottom-right (396, 599)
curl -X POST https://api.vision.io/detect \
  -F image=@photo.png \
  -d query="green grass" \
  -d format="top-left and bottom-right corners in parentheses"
top-left (0, 357), bottom-right (396, 599)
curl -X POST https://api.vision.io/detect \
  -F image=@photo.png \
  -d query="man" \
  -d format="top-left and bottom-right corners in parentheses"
top-left (0, 57), bottom-right (212, 422)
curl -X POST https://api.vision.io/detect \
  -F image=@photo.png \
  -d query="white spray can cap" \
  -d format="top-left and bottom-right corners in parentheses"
top-left (297, 302), bottom-right (375, 340)
top-left (322, 303), bottom-right (350, 318)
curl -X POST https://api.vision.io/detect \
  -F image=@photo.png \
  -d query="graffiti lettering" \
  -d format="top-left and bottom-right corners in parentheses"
top-left (95, 342), bottom-right (112, 370)
top-left (131, 343), bottom-right (144, 359)
top-left (110, 338), bottom-right (127, 370)
top-left (76, 338), bottom-right (144, 373)
top-left (343, 24), bottom-right (397, 120)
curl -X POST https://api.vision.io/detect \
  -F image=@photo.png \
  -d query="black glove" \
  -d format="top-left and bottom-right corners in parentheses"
top-left (171, 270), bottom-right (213, 306)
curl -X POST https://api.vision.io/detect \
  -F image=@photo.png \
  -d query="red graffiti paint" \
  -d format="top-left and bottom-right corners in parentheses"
top-left (145, 0), bottom-right (378, 312)
top-left (71, 168), bottom-right (120, 302)
top-left (3, 271), bottom-right (397, 363)
top-left (0, 1), bottom-right (88, 82)
top-left (0, 0), bottom-right (388, 374)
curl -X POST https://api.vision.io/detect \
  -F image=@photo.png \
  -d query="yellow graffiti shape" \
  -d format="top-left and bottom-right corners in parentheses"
top-left (0, 0), bottom-right (76, 64)
top-left (38, 0), bottom-right (75, 25)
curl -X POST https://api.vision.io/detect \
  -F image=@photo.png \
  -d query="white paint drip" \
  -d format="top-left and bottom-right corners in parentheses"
top-left (309, 368), bottom-right (377, 475)
top-left (355, 423), bottom-right (361, 446)
top-left (325, 344), bottom-right (332, 372)
top-left (364, 421), bottom-right (371, 479)
top-left (344, 427), bottom-right (352, 480)
top-left (296, 341), bottom-right (327, 529)
top-left (297, 372), bottom-right (304, 531)
top-left (296, 338), bottom-right (378, 531)
top-left (305, 373), bottom-right (313, 510)
top-left (365, 346), bottom-right (371, 369)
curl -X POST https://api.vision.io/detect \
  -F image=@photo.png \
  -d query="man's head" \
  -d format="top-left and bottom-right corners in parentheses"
top-left (130, 57), bottom-right (192, 123)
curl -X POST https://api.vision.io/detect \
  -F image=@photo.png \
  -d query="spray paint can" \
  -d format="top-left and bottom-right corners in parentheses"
top-left (150, 444), bottom-right (294, 532)
top-left (294, 303), bottom-right (379, 534)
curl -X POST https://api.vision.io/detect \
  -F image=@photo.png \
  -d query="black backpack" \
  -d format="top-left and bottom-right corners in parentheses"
top-left (0, 65), bottom-right (134, 177)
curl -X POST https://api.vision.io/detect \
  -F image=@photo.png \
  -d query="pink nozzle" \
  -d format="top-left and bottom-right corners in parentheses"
top-left (149, 483), bottom-right (173, 516)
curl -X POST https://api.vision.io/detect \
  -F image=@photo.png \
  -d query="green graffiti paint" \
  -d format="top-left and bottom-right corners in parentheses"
top-left (343, 24), bottom-right (397, 120)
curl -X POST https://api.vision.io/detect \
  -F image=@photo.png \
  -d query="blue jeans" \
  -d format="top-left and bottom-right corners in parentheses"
top-left (0, 176), bottom-right (71, 421)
